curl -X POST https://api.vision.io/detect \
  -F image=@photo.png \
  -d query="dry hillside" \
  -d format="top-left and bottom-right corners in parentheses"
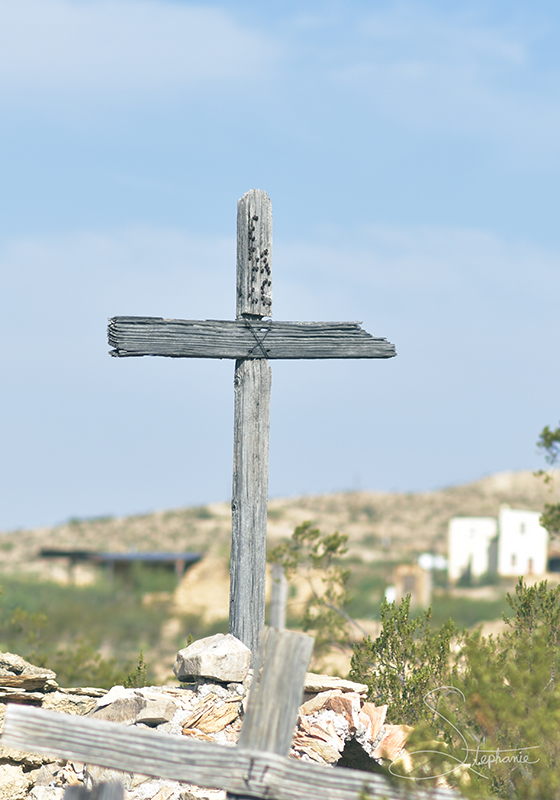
top-left (1, 470), bottom-right (558, 680)
top-left (0, 470), bottom-right (557, 580)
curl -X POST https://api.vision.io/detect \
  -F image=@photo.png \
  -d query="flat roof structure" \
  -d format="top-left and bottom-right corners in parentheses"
top-left (39, 549), bottom-right (203, 578)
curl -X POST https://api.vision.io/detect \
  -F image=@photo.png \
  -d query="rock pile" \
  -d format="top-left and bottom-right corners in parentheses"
top-left (0, 636), bottom-right (413, 800)
top-left (0, 652), bottom-right (106, 800)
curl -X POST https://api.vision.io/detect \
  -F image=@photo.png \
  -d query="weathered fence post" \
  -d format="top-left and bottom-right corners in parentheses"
top-left (227, 627), bottom-right (313, 800)
top-left (64, 783), bottom-right (123, 800)
top-left (269, 563), bottom-right (287, 629)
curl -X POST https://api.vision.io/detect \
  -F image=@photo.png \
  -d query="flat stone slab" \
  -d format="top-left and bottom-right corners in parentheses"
top-left (303, 673), bottom-right (368, 697)
top-left (135, 696), bottom-right (178, 727)
top-left (0, 652), bottom-right (58, 692)
top-left (174, 634), bottom-right (251, 683)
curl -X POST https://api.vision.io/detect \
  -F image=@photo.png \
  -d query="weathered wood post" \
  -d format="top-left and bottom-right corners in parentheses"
top-left (230, 190), bottom-right (272, 650)
top-left (269, 563), bottom-right (287, 629)
top-left (227, 626), bottom-right (313, 800)
top-left (64, 784), bottom-right (123, 799)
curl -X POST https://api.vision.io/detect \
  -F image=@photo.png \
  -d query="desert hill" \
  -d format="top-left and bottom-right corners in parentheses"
top-left (1, 469), bottom-right (558, 682)
top-left (0, 470), bottom-right (557, 580)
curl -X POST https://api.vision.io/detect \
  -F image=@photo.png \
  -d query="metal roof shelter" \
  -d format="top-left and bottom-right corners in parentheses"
top-left (39, 550), bottom-right (203, 579)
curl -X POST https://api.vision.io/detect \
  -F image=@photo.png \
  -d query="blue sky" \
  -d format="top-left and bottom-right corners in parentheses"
top-left (1, 0), bottom-right (560, 530)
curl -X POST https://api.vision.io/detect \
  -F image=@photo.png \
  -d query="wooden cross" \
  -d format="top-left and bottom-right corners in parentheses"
top-left (107, 190), bottom-right (396, 654)
top-left (2, 629), bottom-right (454, 799)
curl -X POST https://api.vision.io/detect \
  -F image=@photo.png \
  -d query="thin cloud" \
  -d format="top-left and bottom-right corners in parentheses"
top-left (275, 223), bottom-right (560, 326)
top-left (307, 3), bottom-right (560, 152)
top-left (0, 0), bottom-right (277, 97)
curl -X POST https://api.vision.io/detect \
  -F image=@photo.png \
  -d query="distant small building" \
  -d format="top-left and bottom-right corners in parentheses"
top-left (447, 507), bottom-right (548, 584)
top-left (394, 563), bottom-right (432, 608)
top-left (448, 517), bottom-right (498, 583)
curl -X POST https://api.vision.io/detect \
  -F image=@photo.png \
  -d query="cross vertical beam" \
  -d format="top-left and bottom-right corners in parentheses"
top-left (230, 190), bottom-right (272, 654)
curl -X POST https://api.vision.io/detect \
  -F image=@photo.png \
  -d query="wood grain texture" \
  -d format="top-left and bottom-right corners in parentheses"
top-left (269, 564), bottom-right (287, 629)
top-left (3, 705), bottom-right (457, 800)
top-left (229, 358), bottom-right (271, 655)
top-left (64, 783), bottom-right (123, 799)
top-left (236, 190), bottom-right (272, 318)
top-left (238, 628), bottom-right (314, 756)
top-left (108, 318), bottom-right (396, 360)
top-left (228, 628), bottom-right (313, 800)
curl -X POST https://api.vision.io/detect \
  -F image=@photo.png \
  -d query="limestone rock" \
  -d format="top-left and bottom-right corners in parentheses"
top-left (373, 723), bottom-right (413, 761)
top-left (83, 764), bottom-right (134, 791)
top-left (359, 702), bottom-right (387, 741)
top-left (34, 763), bottom-right (63, 787)
top-left (0, 763), bottom-right (36, 800)
top-left (291, 734), bottom-right (341, 764)
top-left (135, 696), bottom-right (178, 727)
top-left (0, 690), bottom-right (44, 703)
top-left (95, 685), bottom-right (130, 708)
top-left (299, 689), bottom-right (342, 716)
top-left (303, 672), bottom-right (367, 697)
top-left (0, 742), bottom-right (53, 768)
top-left (63, 687), bottom-right (107, 698)
top-left (180, 788), bottom-right (225, 800)
top-left (181, 694), bottom-right (241, 734)
top-left (42, 691), bottom-right (97, 716)
top-left (292, 714), bottom-right (345, 765)
top-left (174, 635), bottom-right (250, 683)
top-left (0, 649), bottom-right (414, 797)
top-left (0, 652), bottom-right (57, 692)
top-left (29, 788), bottom-right (65, 800)
top-left (324, 691), bottom-right (361, 732)
top-left (55, 763), bottom-right (82, 787)
top-left (89, 693), bottom-right (147, 725)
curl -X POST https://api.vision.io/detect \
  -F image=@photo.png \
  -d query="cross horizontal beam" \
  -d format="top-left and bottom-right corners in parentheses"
top-left (108, 317), bottom-right (396, 360)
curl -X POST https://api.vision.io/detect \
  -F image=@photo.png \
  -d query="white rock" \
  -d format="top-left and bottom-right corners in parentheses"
top-left (174, 635), bottom-right (251, 683)
top-left (84, 764), bottom-right (134, 790)
top-left (28, 787), bottom-right (64, 800)
top-left (0, 763), bottom-right (35, 800)
top-left (95, 685), bottom-right (131, 708)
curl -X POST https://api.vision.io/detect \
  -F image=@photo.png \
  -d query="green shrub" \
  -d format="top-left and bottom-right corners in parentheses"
top-left (359, 579), bottom-right (560, 798)
top-left (123, 651), bottom-right (148, 688)
top-left (350, 595), bottom-right (461, 727)
top-left (269, 521), bottom-right (352, 664)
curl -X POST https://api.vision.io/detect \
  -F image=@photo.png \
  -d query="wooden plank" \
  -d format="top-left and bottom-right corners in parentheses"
top-left (238, 628), bottom-right (314, 756)
top-left (2, 705), bottom-right (457, 800)
top-left (108, 318), bottom-right (396, 360)
top-left (229, 358), bottom-right (271, 654)
top-left (236, 189), bottom-right (273, 318)
top-left (269, 564), bottom-right (287, 629)
top-left (64, 783), bottom-right (123, 799)
top-left (228, 628), bottom-right (313, 800)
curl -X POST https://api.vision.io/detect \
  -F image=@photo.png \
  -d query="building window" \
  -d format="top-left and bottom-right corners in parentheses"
top-left (511, 553), bottom-right (517, 567)
top-left (528, 558), bottom-right (534, 574)
top-left (520, 523), bottom-right (526, 534)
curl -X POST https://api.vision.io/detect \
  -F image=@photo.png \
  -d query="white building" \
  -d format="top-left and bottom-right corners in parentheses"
top-left (448, 508), bottom-right (548, 583)
top-left (448, 517), bottom-right (498, 582)
top-left (497, 507), bottom-right (548, 577)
